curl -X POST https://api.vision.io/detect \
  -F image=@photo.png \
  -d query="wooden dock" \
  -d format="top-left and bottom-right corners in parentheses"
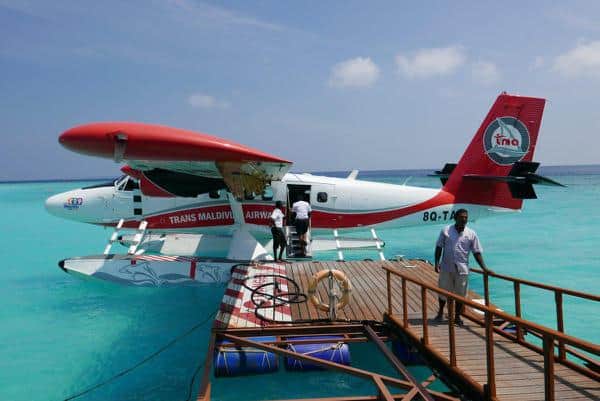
top-left (204, 260), bottom-right (600, 401)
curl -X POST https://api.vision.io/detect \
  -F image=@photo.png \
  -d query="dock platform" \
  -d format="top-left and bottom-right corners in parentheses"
top-left (201, 260), bottom-right (600, 401)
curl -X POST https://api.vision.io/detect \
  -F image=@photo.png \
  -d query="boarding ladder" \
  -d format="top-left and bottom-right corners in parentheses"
top-left (103, 219), bottom-right (148, 255)
top-left (285, 225), bottom-right (312, 259)
top-left (333, 228), bottom-right (386, 262)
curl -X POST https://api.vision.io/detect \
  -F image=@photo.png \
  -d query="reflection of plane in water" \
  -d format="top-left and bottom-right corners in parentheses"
top-left (46, 92), bottom-right (563, 285)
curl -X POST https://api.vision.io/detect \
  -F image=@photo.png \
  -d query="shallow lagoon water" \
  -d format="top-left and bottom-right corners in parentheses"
top-left (0, 168), bottom-right (598, 400)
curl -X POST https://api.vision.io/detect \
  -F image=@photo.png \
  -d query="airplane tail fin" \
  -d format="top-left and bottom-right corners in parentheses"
top-left (436, 93), bottom-right (559, 210)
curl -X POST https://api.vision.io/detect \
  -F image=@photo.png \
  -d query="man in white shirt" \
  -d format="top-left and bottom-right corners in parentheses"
top-left (270, 200), bottom-right (286, 261)
top-left (292, 195), bottom-right (311, 256)
top-left (434, 208), bottom-right (492, 326)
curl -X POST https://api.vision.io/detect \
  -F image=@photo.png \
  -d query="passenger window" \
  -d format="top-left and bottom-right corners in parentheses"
top-left (262, 186), bottom-right (273, 201)
top-left (317, 192), bottom-right (328, 203)
top-left (209, 190), bottom-right (221, 199)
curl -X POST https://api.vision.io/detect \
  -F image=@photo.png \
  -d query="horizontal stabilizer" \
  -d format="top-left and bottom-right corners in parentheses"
top-left (428, 163), bottom-right (457, 185)
top-left (464, 161), bottom-right (565, 199)
top-left (347, 169), bottom-right (359, 180)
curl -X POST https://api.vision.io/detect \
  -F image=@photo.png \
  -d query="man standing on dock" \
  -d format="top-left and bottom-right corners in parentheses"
top-left (434, 208), bottom-right (492, 326)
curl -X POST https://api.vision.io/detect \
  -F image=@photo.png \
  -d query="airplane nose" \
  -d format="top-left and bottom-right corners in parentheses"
top-left (45, 193), bottom-right (65, 217)
top-left (45, 191), bottom-right (87, 221)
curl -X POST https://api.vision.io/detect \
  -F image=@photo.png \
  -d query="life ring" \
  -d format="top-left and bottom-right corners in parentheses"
top-left (307, 269), bottom-right (352, 312)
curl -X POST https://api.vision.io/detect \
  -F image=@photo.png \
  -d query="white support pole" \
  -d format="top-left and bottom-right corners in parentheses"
top-left (371, 228), bottom-right (386, 261)
top-left (333, 229), bottom-right (344, 261)
top-left (104, 218), bottom-right (124, 255)
top-left (128, 220), bottom-right (148, 255)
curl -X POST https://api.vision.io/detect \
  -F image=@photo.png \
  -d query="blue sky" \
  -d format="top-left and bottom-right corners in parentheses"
top-left (1, 1), bottom-right (600, 180)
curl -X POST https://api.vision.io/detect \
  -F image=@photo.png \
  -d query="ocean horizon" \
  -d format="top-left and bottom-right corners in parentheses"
top-left (2, 163), bottom-right (599, 184)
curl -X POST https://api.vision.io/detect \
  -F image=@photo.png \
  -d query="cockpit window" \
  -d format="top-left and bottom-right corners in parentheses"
top-left (114, 176), bottom-right (139, 191)
top-left (116, 176), bottom-right (127, 191)
top-left (123, 178), bottom-right (139, 191)
top-left (82, 175), bottom-right (138, 191)
top-left (82, 180), bottom-right (115, 190)
top-left (209, 190), bottom-right (221, 199)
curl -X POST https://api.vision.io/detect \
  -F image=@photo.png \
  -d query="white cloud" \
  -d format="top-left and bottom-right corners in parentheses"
top-left (471, 61), bottom-right (500, 85)
top-left (554, 41), bottom-right (600, 77)
top-left (547, 8), bottom-right (600, 32)
top-left (167, 0), bottom-right (283, 31)
top-left (328, 57), bottom-right (380, 88)
top-left (530, 56), bottom-right (545, 71)
top-left (188, 93), bottom-right (230, 109)
top-left (396, 46), bottom-right (466, 79)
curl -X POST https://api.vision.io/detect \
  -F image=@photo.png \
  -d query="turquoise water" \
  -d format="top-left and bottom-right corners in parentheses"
top-left (0, 170), bottom-right (598, 400)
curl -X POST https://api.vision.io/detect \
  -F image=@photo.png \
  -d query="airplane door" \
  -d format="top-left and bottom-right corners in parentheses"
top-left (286, 184), bottom-right (311, 222)
top-left (105, 176), bottom-right (136, 221)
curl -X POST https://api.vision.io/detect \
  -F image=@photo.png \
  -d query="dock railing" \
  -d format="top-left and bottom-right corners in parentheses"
top-left (383, 265), bottom-right (600, 401)
top-left (471, 267), bottom-right (600, 367)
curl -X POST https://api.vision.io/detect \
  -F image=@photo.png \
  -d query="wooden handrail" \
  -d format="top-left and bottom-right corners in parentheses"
top-left (513, 281), bottom-right (523, 342)
top-left (383, 266), bottom-right (600, 355)
top-left (421, 287), bottom-right (429, 345)
top-left (470, 267), bottom-right (599, 363)
top-left (448, 299), bottom-right (457, 367)
top-left (470, 268), bottom-right (600, 302)
top-left (385, 265), bottom-right (600, 401)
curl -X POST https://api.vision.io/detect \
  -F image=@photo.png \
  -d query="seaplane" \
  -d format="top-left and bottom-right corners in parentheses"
top-left (46, 92), bottom-right (563, 286)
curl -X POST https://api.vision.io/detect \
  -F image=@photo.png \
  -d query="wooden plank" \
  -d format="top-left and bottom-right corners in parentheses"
top-left (285, 262), bottom-right (304, 321)
top-left (324, 261), bottom-right (363, 320)
top-left (215, 260), bottom-right (599, 401)
top-left (384, 260), bottom-right (600, 401)
top-left (353, 261), bottom-right (395, 319)
top-left (292, 261), bottom-right (321, 321)
top-left (335, 261), bottom-right (375, 320)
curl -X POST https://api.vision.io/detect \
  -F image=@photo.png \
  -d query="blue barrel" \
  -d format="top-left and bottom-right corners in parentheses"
top-left (502, 323), bottom-right (526, 336)
top-left (284, 336), bottom-right (351, 370)
top-left (392, 340), bottom-right (422, 365)
top-left (214, 336), bottom-right (278, 376)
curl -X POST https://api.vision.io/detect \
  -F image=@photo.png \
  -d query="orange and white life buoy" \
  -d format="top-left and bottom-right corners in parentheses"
top-left (307, 269), bottom-right (352, 312)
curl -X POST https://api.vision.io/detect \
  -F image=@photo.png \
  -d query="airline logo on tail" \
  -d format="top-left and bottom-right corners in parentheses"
top-left (483, 117), bottom-right (530, 165)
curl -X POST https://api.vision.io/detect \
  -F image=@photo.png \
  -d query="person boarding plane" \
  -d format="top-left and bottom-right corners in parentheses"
top-left (45, 92), bottom-right (563, 285)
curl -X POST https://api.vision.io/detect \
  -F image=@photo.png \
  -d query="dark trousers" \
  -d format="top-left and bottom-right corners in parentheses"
top-left (271, 227), bottom-right (286, 258)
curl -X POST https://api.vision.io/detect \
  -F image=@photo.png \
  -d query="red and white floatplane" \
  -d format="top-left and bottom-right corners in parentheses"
top-left (46, 92), bottom-right (562, 286)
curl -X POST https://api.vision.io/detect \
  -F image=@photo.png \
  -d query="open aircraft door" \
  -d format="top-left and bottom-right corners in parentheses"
top-left (285, 184), bottom-right (312, 258)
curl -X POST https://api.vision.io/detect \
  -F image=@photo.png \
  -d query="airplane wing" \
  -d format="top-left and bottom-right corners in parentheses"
top-left (59, 122), bottom-right (292, 199)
